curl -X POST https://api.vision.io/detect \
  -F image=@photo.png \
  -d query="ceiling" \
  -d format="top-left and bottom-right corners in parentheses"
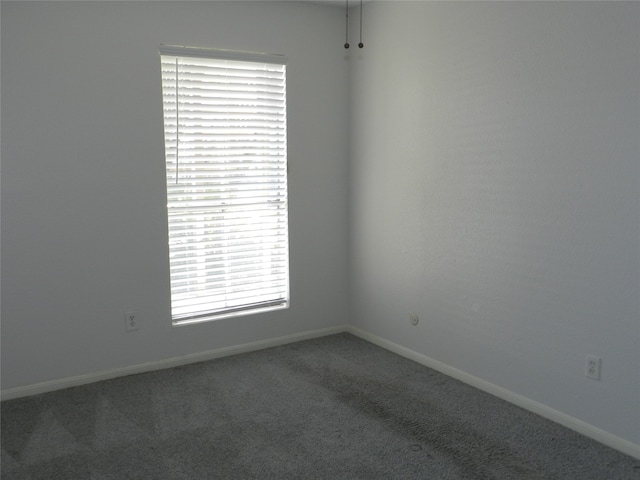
top-left (300, 0), bottom-right (372, 8)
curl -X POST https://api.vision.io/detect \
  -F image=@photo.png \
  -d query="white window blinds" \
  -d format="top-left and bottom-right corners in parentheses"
top-left (159, 46), bottom-right (289, 325)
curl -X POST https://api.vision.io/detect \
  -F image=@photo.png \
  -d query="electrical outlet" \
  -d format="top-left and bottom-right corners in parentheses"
top-left (585, 355), bottom-right (601, 380)
top-left (409, 313), bottom-right (419, 326)
top-left (125, 311), bottom-right (139, 332)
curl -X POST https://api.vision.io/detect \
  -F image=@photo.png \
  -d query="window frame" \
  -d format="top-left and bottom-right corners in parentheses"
top-left (159, 45), bottom-right (290, 326)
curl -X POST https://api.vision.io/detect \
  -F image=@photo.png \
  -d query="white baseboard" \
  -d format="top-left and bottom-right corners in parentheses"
top-left (0, 325), bottom-right (349, 402)
top-left (3, 324), bottom-right (638, 460)
top-left (346, 326), bottom-right (640, 461)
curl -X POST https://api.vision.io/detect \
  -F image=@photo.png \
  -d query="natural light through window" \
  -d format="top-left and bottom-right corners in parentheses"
top-left (159, 46), bottom-right (289, 325)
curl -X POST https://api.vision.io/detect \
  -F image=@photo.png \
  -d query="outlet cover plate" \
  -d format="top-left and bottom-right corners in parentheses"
top-left (125, 311), bottom-right (139, 332)
top-left (585, 355), bottom-right (601, 380)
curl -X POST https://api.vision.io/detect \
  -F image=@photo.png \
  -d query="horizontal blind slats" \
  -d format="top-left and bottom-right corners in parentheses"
top-left (160, 49), bottom-right (288, 323)
top-left (174, 277), bottom-right (287, 293)
top-left (173, 284), bottom-right (288, 304)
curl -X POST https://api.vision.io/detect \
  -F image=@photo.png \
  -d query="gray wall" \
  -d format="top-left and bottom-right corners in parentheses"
top-left (1, 1), bottom-right (350, 389)
top-left (349, 2), bottom-right (639, 445)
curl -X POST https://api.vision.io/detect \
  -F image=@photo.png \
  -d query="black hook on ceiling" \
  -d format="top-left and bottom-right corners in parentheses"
top-left (358, 0), bottom-right (364, 48)
top-left (344, 0), bottom-right (350, 48)
top-left (344, 0), bottom-right (364, 49)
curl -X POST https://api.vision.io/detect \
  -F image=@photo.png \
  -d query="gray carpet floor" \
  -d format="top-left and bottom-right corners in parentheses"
top-left (2, 333), bottom-right (639, 479)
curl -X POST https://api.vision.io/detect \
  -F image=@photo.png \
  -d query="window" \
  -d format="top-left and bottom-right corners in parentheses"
top-left (159, 46), bottom-right (289, 325)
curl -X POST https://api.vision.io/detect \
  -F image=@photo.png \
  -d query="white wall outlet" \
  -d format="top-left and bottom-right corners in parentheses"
top-left (409, 313), bottom-right (419, 326)
top-left (585, 355), bottom-right (601, 380)
top-left (125, 311), bottom-right (139, 332)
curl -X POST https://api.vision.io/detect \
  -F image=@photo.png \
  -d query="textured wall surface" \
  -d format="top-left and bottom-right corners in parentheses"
top-left (349, 1), bottom-right (639, 446)
top-left (1, 1), bottom-right (350, 390)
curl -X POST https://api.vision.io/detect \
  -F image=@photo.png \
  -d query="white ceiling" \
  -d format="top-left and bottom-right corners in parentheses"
top-left (300, 0), bottom-right (372, 8)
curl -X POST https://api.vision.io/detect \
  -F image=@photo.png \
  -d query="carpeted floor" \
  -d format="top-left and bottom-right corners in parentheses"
top-left (2, 333), bottom-right (639, 479)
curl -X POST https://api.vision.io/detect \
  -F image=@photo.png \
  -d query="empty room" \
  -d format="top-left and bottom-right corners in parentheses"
top-left (1, 1), bottom-right (639, 478)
